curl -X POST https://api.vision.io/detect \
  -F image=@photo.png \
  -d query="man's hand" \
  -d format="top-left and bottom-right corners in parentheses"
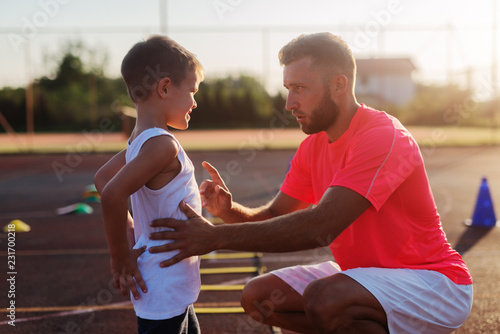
top-left (149, 201), bottom-right (217, 267)
top-left (110, 246), bottom-right (147, 300)
top-left (199, 161), bottom-right (232, 217)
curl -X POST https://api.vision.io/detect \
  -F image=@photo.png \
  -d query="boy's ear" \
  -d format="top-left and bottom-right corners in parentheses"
top-left (157, 77), bottom-right (172, 98)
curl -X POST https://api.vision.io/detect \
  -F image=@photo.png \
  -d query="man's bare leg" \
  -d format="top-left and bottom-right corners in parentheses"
top-left (242, 272), bottom-right (388, 334)
top-left (241, 273), bottom-right (317, 334)
top-left (303, 273), bottom-right (388, 334)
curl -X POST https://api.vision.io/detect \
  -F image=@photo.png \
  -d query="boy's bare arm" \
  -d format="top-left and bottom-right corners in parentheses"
top-left (95, 150), bottom-right (135, 246)
top-left (95, 149), bottom-right (126, 193)
top-left (100, 135), bottom-right (179, 299)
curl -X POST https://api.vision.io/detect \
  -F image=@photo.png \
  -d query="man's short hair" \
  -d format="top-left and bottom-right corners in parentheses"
top-left (121, 35), bottom-right (203, 102)
top-left (278, 32), bottom-right (356, 83)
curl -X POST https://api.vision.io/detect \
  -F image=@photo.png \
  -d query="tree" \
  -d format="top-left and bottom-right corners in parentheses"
top-left (189, 75), bottom-right (275, 129)
top-left (402, 84), bottom-right (482, 126)
top-left (34, 40), bottom-right (126, 131)
top-left (0, 87), bottom-right (26, 132)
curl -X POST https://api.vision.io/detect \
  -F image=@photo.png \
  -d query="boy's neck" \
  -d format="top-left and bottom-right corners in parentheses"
top-left (130, 104), bottom-right (170, 141)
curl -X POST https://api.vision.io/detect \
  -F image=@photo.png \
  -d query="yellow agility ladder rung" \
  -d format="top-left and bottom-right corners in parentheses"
top-left (193, 301), bottom-right (244, 314)
top-left (201, 252), bottom-right (262, 260)
top-left (194, 307), bottom-right (245, 314)
top-left (200, 284), bottom-right (245, 291)
top-left (200, 266), bottom-right (261, 274)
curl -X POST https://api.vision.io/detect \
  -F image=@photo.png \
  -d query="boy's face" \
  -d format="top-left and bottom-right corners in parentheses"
top-left (166, 71), bottom-right (200, 130)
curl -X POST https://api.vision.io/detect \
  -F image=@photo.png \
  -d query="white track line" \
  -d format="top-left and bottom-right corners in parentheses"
top-left (0, 301), bottom-right (131, 325)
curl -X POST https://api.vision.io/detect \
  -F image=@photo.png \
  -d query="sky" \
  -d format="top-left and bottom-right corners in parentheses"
top-left (0, 0), bottom-right (498, 96)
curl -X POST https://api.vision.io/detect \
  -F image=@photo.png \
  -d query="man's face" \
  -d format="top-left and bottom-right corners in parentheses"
top-left (283, 57), bottom-right (339, 135)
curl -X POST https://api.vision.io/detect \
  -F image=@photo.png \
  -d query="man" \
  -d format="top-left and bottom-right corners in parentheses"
top-left (148, 33), bottom-right (473, 333)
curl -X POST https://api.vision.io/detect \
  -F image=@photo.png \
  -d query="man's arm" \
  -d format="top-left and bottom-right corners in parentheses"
top-left (149, 185), bottom-right (371, 267)
top-left (200, 161), bottom-right (310, 223)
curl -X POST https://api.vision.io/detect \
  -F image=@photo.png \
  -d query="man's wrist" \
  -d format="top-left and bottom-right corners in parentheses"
top-left (218, 202), bottom-right (243, 224)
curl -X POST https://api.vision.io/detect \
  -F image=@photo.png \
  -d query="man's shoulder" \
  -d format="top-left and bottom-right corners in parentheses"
top-left (356, 105), bottom-right (410, 138)
top-left (357, 104), bottom-right (396, 127)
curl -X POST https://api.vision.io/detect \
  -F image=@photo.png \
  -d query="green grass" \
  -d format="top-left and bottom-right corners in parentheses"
top-left (0, 142), bottom-right (127, 154)
top-left (1, 126), bottom-right (500, 155)
top-left (408, 126), bottom-right (500, 147)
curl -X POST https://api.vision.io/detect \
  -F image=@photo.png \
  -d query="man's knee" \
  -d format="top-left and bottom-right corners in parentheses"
top-left (241, 274), bottom-right (285, 317)
top-left (303, 274), bottom-right (388, 333)
top-left (240, 274), bottom-right (288, 326)
top-left (241, 275), bottom-right (266, 313)
top-left (241, 273), bottom-right (300, 323)
top-left (303, 276), bottom-right (341, 327)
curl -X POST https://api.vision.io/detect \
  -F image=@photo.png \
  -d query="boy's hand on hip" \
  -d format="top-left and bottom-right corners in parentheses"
top-left (110, 247), bottom-right (147, 300)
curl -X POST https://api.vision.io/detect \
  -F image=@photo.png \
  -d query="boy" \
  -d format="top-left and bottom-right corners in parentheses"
top-left (94, 35), bottom-right (203, 333)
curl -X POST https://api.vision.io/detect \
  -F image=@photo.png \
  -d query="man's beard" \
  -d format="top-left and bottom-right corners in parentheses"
top-left (300, 88), bottom-right (339, 135)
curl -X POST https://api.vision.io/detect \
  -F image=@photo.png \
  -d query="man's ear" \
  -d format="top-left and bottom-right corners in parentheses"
top-left (329, 74), bottom-right (348, 98)
top-left (157, 77), bottom-right (172, 98)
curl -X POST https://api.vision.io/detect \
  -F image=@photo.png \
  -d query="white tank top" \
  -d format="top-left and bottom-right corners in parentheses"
top-left (125, 127), bottom-right (201, 320)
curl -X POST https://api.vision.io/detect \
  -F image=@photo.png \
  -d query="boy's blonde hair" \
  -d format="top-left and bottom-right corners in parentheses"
top-left (121, 35), bottom-right (204, 103)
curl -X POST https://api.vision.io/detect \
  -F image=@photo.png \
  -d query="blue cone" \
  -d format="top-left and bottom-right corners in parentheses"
top-left (465, 177), bottom-right (498, 228)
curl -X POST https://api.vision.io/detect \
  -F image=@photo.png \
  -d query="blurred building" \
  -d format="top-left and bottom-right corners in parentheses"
top-left (355, 58), bottom-right (417, 106)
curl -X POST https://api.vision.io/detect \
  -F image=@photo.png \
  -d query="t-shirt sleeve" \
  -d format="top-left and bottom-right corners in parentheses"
top-left (332, 125), bottom-right (421, 211)
top-left (280, 139), bottom-right (316, 204)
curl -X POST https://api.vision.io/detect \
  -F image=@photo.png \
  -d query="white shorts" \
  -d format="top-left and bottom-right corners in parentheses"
top-left (271, 261), bottom-right (473, 334)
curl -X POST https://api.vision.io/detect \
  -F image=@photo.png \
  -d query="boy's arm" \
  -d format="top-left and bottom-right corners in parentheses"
top-left (95, 149), bottom-right (127, 194)
top-left (100, 136), bottom-right (179, 299)
top-left (95, 150), bottom-right (135, 247)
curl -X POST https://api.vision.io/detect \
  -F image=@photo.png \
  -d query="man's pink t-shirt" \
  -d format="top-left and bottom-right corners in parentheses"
top-left (281, 104), bottom-right (472, 285)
